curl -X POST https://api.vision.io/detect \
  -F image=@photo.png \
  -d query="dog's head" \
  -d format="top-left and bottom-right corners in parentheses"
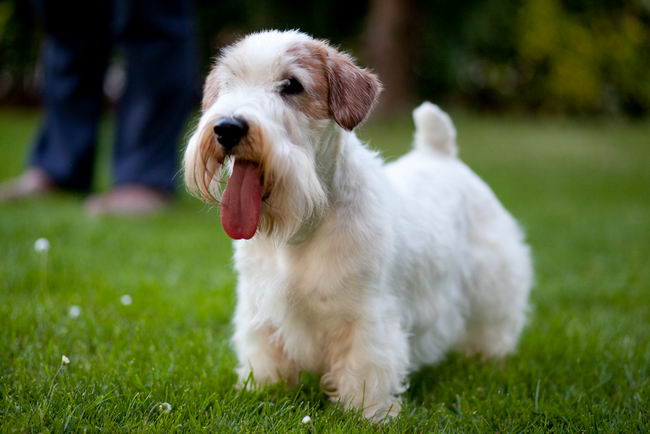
top-left (184, 30), bottom-right (381, 241)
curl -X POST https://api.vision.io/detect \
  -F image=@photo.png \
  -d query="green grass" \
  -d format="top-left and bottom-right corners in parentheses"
top-left (1, 108), bottom-right (649, 432)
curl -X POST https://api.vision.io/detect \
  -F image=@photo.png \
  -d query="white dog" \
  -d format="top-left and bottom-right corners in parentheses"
top-left (184, 30), bottom-right (532, 421)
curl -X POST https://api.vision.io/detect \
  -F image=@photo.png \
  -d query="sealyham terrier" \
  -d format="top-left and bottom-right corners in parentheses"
top-left (184, 30), bottom-right (533, 421)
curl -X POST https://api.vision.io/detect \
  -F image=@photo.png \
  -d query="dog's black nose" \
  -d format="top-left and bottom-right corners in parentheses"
top-left (214, 117), bottom-right (249, 150)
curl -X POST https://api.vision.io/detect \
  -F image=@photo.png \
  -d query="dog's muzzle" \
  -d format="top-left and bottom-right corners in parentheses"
top-left (214, 116), bottom-right (249, 150)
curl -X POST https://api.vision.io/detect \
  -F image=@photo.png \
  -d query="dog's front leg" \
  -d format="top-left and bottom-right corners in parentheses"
top-left (321, 309), bottom-right (410, 421)
top-left (232, 318), bottom-right (298, 389)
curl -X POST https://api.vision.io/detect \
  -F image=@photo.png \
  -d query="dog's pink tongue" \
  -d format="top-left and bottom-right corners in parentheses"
top-left (221, 160), bottom-right (262, 240)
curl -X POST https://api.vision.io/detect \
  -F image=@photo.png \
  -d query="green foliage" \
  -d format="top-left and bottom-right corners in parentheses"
top-left (1, 109), bottom-right (650, 431)
top-left (0, 0), bottom-right (649, 115)
top-left (447, 0), bottom-right (650, 115)
top-left (515, 0), bottom-right (650, 115)
top-left (0, 0), bottom-right (39, 104)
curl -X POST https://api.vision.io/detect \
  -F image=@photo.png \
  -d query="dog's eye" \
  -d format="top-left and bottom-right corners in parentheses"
top-left (279, 77), bottom-right (304, 95)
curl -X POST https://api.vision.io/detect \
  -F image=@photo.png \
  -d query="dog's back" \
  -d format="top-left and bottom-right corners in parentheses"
top-left (384, 103), bottom-right (533, 367)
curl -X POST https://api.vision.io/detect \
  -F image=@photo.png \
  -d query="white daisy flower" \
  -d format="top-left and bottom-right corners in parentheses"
top-left (61, 355), bottom-right (70, 365)
top-left (34, 238), bottom-right (50, 253)
top-left (68, 305), bottom-right (81, 318)
top-left (120, 295), bottom-right (132, 306)
top-left (159, 402), bottom-right (172, 413)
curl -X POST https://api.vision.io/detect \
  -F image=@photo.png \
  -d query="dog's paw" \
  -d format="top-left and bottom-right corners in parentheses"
top-left (330, 394), bottom-right (402, 422)
top-left (235, 365), bottom-right (298, 390)
top-left (363, 398), bottom-right (402, 422)
top-left (234, 370), bottom-right (258, 391)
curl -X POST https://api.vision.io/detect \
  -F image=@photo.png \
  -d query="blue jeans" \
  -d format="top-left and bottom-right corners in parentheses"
top-left (30, 0), bottom-right (198, 192)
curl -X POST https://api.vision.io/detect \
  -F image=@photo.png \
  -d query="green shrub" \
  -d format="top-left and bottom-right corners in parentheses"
top-left (513, 0), bottom-right (650, 115)
top-left (1, 0), bottom-right (648, 116)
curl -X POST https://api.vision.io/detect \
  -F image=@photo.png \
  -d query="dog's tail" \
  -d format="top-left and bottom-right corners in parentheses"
top-left (413, 102), bottom-right (457, 157)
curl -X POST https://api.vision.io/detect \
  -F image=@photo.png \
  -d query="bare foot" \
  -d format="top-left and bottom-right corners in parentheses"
top-left (0, 168), bottom-right (56, 202)
top-left (84, 185), bottom-right (172, 216)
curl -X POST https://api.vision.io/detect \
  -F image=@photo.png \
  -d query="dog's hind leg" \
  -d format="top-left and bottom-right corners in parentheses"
top-left (459, 310), bottom-right (526, 360)
top-left (457, 225), bottom-right (532, 360)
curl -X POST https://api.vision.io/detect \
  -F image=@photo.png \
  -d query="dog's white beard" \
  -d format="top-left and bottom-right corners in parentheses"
top-left (185, 119), bottom-right (329, 243)
top-left (258, 136), bottom-right (328, 243)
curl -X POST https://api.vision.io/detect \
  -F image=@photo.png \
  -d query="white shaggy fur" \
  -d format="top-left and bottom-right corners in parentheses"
top-left (184, 30), bottom-right (533, 421)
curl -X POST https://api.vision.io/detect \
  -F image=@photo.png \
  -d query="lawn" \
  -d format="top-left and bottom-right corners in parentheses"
top-left (1, 108), bottom-right (649, 432)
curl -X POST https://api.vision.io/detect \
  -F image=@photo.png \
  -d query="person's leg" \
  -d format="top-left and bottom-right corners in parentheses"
top-left (29, 0), bottom-right (113, 192)
top-left (112, 0), bottom-right (198, 193)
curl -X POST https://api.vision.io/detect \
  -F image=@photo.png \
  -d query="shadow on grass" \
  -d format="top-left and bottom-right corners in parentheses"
top-left (406, 353), bottom-right (511, 407)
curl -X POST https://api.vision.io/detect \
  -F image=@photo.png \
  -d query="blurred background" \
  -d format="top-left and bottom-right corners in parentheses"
top-left (2, 0), bottom-right (650, 117)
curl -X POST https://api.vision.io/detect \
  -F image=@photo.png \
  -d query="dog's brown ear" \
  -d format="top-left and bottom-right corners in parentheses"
top-left (326, 51), bottom-right (382, 131)
top-left (202, 64), bottom-right (220, 111)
